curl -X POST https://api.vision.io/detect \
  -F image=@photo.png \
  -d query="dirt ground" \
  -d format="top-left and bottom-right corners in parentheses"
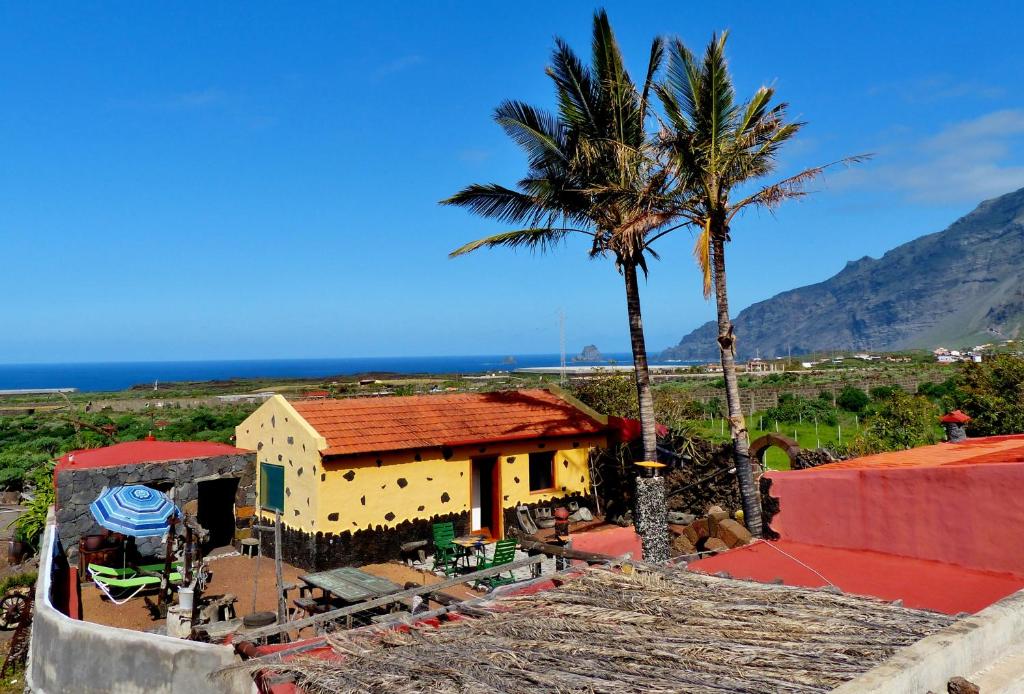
top-left (81, 553), bottom-right (481, 632)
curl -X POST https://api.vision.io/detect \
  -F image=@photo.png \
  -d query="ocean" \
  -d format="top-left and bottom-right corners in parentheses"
top-left (0, 353), bottom-right (688, 393)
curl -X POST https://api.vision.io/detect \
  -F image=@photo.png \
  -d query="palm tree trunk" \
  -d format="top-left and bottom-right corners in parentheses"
top-left (711, 234), bottom-right (763, 537)
top-left (623, 261), bottom-right (668, 563)
top-left (622, 262), bottom-right (658, 461)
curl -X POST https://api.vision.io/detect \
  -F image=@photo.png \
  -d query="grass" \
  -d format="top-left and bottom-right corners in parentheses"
top-left (686, 411), bottom-right (865, 470)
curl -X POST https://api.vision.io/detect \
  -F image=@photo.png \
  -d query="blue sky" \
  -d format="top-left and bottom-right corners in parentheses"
top-left (3, 2), bottom-right (1024, 363)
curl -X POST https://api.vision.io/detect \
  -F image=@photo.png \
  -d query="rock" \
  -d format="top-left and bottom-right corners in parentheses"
top-left (704, 537), bottom-right (728, 553)
top-left (671, 535), bottom-right (695, 554)
top-left (667, 511), bottom-right (696, 525)
top-left (707, 507), bottom-right (730, 535)
top-left (685, 519), bottom-right (710, 543)
top-left (947, 677), bottom-right (980, 694)
top-left (716, 518), bottom-right (753, 547)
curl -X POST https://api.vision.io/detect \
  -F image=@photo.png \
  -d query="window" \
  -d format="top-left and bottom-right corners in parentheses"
top-left (260, 463), bottom-right (285, 513)
top-left (528, 451), bottom-right (555, 492)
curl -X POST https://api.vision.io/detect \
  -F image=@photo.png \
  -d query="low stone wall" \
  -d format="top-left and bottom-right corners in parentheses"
top-left (261, 510), bottom-right (471, 570)
top-left (56, 452), bottom-right (255, 564)
top-left (27, 512), bottom-right (255, 694)
top-left (832, 588), bottom-right (1024, 693)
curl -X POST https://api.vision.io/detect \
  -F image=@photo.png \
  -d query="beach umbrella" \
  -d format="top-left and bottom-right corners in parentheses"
top-left (89, 485), bottom-right (180, 538)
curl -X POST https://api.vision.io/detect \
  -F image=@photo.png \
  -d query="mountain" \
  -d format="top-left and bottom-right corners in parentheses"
top-left (662, 187), bottom-right (1024, 360)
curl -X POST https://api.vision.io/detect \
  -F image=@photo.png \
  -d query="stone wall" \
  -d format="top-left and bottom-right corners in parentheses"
top-left (260, 509), bottom-right (472, 570)
top-left (55, 452), bottom-right (256, 564)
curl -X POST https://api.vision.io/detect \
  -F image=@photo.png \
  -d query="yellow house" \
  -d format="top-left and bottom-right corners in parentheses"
top-left (235, 388), bottom-right (608, 568)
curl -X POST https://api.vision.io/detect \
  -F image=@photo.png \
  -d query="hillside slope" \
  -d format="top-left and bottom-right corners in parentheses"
top-left (663, 187), bottom-right (1024, 360)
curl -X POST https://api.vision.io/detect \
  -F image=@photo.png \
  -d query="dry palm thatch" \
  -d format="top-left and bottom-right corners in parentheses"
top-left (242, 565), bottom-right (954, 693)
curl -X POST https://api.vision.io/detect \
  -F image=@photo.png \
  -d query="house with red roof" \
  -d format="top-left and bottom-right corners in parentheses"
top-left (234, 388), bottom-right (609, 569)
top-left (54, 438), bottom-right (254, 567)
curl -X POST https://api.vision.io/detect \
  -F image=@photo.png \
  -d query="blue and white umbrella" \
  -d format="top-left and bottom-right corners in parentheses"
top-left (89, 485), bottom-right (180, 538)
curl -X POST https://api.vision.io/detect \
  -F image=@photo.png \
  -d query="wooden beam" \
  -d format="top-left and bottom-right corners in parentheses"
top-left (239, 555), bottom-right (544, 641)
top-left (514, 537), bottom-right (617, 563)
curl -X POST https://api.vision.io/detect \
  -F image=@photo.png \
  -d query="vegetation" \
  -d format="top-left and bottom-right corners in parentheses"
top-left (837, 385), bottom-right (870, 413)
top-left (955, 354), bottom-right (1024, 436)
top-left (442, 11), bottom-right (672, 463)
top-left (654, 34), bottom-right (864, 537)
top-left (764, 394), bottom-right (839, 427)
top-left (844, 391), bottom-right (940, 455)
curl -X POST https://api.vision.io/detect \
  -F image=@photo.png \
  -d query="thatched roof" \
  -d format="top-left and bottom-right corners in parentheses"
top-left (250, 565), bottom-right (954, 693)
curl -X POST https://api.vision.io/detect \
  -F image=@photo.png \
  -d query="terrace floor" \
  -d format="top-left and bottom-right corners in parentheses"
top-left (80, 550), bottom-right (481, 633)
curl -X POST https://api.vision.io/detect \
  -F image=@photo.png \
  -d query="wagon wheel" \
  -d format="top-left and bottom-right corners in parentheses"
top-left (0, 594), bottom-right (28, 630)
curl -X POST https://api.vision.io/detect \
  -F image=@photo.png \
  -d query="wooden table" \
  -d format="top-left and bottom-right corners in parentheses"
top-left (452, 535), bottom-right (495, 570)
top-left (298, 567), bottom-right (403, 605)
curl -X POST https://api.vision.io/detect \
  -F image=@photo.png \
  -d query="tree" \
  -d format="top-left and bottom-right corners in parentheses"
top-left (442, 11), bottom-right (671, 464)
top-left (442, 11), bottom-right (679, 561)
top-left (837, 385), bottom-right (870, 413)
top-left (848, 391), bottom-right (939, 455)
top-left (956, 354), bottom-right (1024, 435)
top-left (656, 34), bottom-right (865, 536)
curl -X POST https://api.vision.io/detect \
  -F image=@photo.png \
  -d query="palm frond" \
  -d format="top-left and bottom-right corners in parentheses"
top-left (726, 154), bottom-right (872, 221)
top-left (494, 101), bottom-right (568, 169)
top-left (693, 219), bottom-right (712, 298)
top-left (449, 227), bottom-right (585, 258)
top-left (440, 183), bottom-right (543, 224)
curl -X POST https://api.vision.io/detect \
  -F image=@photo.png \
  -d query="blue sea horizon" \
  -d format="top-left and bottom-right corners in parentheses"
top-left (0, 354), bottom-right (694, 393)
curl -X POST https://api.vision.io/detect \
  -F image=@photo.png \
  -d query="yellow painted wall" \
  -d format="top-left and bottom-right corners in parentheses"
top-left (235, 395), bottom-right (326, 533)
top-left (316, 434), bottom-right (605, 535)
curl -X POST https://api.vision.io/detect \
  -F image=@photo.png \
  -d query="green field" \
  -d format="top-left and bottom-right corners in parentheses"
top-left (686, 411), bottom-right (866, 470)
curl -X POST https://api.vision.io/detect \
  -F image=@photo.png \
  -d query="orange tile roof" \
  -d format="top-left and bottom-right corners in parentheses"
top-left (290, 389), bottom-right (605, 457)
top-left (805, 434), bottom-right (1024, 471)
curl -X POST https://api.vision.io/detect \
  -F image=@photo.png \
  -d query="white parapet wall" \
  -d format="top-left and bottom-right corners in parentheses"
top-left (831, 588), bottom-right (1024, 693)
top-left (27, 509), bottom-right (255, 694)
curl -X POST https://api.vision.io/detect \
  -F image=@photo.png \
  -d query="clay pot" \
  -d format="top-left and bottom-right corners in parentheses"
top-left (84, 535), bottom-right (106, 551)
top-left (553, 507), bottom-right (570, 521)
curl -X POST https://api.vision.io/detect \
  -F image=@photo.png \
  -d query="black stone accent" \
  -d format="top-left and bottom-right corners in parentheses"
top-left (506, 457), bottom-right (515, 464)
top-left (440, 492), bottom-right (451, 503)
top-left (277, 454), bottom-right (283, 462)
top-left (287, 436), bottom-right (294, 445)
top-left (581, 476), bottom-right (585, 483)
top-left (426, 477), bottom-right (433, 481)
top-left (381, 484), bottom-right (386, 489)
top-left (271, 415), bottom-right (276, 428)
top-left (760, 476), bottom-right (781, 541)
top-left (563, 460), bottom-right (569, 468)
top-left (297, 467), bottom-right (303, 477)
top-left (397, 478), bottom-right (408, 488)
top-left (384, 512), bottom-right (395, 522)
top-left (343, 470), bottom-right (356, 482)
top-left (360, 495), bottom-right (366, 505)
top-left (320, 473), bottom-right (326, 482)
top-left (441, 447), bottom-right (453, 460)
top-left (417, 505), bottom-right (425, 512)
top-left (328, 512), bottom-right (339, 521)
top-left (262, 511), bottom-right (471, 570)
top-left (514, 476), bottom-right (520, 484)
top-left (285, 487), bottom-right (291, 497)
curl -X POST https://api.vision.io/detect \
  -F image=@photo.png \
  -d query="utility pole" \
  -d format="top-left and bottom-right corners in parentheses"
top-left (558, 309), bottom-right (567, 386)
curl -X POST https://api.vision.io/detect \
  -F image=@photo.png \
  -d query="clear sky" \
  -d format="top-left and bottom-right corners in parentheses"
top-left (3, 2), bottom-right (1024, 363)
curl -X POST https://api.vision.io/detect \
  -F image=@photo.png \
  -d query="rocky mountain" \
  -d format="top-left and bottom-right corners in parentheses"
top-left (663, 187), bottom-right (1024, 360)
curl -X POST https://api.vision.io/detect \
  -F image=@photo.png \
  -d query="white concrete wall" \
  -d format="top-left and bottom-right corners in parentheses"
top-left (27, 510), bottom-right (255, 694)
top-left (831, 588), bottom-right (1024, 693)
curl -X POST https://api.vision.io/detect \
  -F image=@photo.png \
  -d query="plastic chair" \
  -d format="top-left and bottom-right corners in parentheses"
top-left (474, 538), bottom-right (518, 590)
top-left (432, 522), bottom-right (459, 576)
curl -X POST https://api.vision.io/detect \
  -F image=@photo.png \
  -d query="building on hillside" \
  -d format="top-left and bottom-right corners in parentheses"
top-left (54, 438), bottom-right (255, 567)
top-left (234, 388), bottom-right (609, 569)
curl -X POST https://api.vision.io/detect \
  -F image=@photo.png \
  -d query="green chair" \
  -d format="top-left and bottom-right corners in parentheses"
top-left (432, 522), bottom-right (459, 576)
top-left (474, 538), bottom-right (517, 590)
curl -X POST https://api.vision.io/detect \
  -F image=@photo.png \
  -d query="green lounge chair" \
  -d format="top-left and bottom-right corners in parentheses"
top-left (474, 538), bottom-right (517, 590)
top-left (432, 522), bottom-right (459, 576)
top-left (88, 563), bottom-right (183, 605)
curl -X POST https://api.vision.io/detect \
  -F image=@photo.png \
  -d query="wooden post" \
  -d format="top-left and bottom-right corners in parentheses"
top-left (160, 515), bottom-right (177, 610)
top-left (274, 510), bottom-right (286, 624)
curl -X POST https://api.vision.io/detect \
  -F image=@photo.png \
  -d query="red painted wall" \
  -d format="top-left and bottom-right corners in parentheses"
top-left (766, 463), bottom-right (1024, 576)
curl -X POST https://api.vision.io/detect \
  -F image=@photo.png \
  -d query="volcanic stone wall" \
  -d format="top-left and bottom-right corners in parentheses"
top-left (55, 452), bottom-right (255, 564)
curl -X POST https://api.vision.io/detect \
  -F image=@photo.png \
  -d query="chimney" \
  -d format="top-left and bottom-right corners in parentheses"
top-left (940, 410), bottom-right (971, 443)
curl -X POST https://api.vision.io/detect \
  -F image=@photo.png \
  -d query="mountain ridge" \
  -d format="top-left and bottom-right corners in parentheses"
top-left (662, 187), bottom-right (1024, 360)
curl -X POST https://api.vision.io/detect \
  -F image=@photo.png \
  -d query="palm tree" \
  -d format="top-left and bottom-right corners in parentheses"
top-left (656, 33), bottom-right (865, 537)
top-left (442, 11), bottom-right (675, 559)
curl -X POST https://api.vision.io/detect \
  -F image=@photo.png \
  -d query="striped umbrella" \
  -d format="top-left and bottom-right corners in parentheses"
top-left (89, 485), bottom-right (180, 538)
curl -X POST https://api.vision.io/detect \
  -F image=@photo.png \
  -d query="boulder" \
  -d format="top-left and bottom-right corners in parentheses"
top-left (671, 535), bottom-right (696, 555)
top-left (947, 677), bottom-right (980, 694)
top-left (716, 518), bottom-right (753, 548)
top-left (704, 537), bottom-right (728, 553)
top-left (685, 519), bottom-right (710, 543)
top-left (667, 511), bottom-right (696, 525)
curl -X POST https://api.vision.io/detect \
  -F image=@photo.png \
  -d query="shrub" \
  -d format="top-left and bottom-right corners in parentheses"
top-left (847, 391), bottom-right (940, 455)
top-left (764, 394), bottom-right (838, 426)
top-left (837, 386), bottom-right (870, 413)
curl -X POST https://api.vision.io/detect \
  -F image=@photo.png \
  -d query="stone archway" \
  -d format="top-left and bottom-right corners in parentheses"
top-left (749, 433), bottom-right (801, 471)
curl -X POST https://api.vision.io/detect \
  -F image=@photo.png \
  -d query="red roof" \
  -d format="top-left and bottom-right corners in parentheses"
top-left (290, 389), bottom-right (605, 457)
top-left (55, 440), bottom-right (246, 475)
